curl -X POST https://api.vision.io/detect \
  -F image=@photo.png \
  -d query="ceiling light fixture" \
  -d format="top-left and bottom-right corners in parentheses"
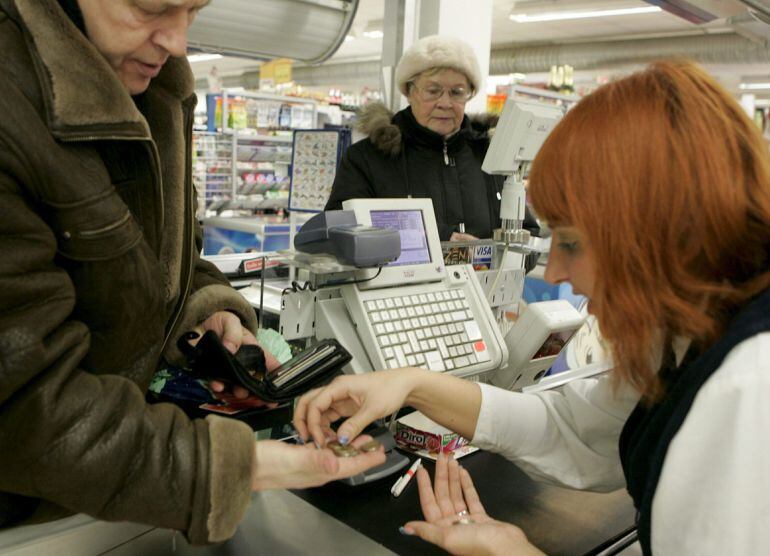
top-left (740, 83), bottom-right (770, 90)
top-left (187, 53), bottom-right (224, 63)
top-left (362, 29), bottom-right (384, 39)
top-left (509, 6), bottom-right (661, 23)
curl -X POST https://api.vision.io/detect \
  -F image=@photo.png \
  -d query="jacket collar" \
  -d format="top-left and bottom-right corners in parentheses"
top-left (396, 107), bottom-right (470, 154)
top-left (12, 0), bottom-right (194, 140)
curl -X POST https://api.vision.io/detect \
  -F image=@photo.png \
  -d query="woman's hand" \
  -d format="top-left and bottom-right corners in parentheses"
top-left (401, 453), bottom-right (544, 556)
top-left (195, 311), bottom-right (280, 400)
top-left (251, 436), bottom-right (386, 491)
top-left (293, 368), bottom-right (423, 446)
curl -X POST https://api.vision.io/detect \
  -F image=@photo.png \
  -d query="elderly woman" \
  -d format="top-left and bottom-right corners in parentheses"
top-left (325, 35), bottom-right (538, 242)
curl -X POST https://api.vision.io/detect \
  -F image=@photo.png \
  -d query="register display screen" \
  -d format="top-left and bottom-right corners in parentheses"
top-left (370, 209), bottom-right (432, 267)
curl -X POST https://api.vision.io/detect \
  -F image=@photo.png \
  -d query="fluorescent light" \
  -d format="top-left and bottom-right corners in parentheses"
top-left (362, 30), bottom-right (384, 39)
top-left (740, 83), bottom-right (770, 90)
top-left (187, 53), bottom-right (223, 63)
top-left (509, 6), bottom-right (661, 23)
top-left (344, 34), bottom-right (355, 42)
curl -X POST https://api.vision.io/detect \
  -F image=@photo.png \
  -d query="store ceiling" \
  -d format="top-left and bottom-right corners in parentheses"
top-left (188, 0), bottom-right (768, 97)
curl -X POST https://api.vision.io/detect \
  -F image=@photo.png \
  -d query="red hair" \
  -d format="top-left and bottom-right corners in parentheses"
top-left (528, 60), bottom-right (770, 400)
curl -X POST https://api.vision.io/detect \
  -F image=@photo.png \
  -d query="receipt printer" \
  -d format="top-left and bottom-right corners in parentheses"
top-left (294, 210), bottom-right (401, 267)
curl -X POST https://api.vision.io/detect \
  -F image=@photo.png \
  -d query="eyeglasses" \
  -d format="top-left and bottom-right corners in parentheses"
top-left (409, 83), bottom-right (473, 103)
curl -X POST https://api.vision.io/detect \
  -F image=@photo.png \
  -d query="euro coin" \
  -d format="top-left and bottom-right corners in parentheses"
top-left (359, 440), bottom-right (382, 453)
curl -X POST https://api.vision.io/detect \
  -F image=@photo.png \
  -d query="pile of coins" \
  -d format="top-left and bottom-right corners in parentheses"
top-left (327, 439), bottom-right (382, 457)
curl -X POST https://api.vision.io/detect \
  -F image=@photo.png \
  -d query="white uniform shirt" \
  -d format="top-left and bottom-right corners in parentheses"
top-left (472, 332), bottom-right (770, 554)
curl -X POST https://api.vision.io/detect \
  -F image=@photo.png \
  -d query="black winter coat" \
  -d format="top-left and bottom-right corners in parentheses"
top-left (325, 104), bottom-right (539, 241)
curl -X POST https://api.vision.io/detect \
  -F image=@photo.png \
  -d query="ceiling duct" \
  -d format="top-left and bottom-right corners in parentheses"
top-left (490, 32), bottom-right (770, 74)
top-left (188, 0), bottom-right (359, 64)
top-left (644, 0), bottom-right (770, 40)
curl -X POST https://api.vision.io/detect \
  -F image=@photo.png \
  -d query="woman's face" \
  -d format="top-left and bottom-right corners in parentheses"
top-left (544, 226), bottom-right (597, 309)
top-left (407, 68), bottom-right (471, 137)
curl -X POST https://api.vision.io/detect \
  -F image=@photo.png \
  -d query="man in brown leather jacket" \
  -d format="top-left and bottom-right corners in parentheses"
top-left (0, 0), bottom-right (383, 545)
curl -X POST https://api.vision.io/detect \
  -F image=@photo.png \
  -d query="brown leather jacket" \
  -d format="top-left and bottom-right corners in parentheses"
top-left (0, 0), bottom-right (258, 544)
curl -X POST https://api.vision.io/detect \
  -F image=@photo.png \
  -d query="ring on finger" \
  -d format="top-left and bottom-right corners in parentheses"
top-left (456, 510), bottom-right (469, 517)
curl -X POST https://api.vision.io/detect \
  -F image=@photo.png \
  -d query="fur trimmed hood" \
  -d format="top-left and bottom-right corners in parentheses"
top-left (355, 102), bottom-right (499, 157)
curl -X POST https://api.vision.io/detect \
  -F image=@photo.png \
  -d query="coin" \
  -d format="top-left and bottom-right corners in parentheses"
top-left (326, 440), bottom-right (342, 449)
top-left (331, 444), bottom-right (360, 457)
top-left (359, 440), bottom-right (382, 453)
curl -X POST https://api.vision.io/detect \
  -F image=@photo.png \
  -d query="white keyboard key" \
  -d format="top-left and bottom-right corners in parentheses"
top-left (365, 300), bottom-right (377, 311)
top-left (415, 306), bottom-right (425, 316)
top-left (436, 338), bottom-right (450, 359)
top-left (398, 332), bottom-right (408, 343)
top-left (389, 309), bottom-right (399, 320)
top-left (407, 331), bottom-right (420, 351)
top-left (384, 298), bottom-right (395, 309)
top-left (427, 315), bottom-right (437, 325)
top-left (455, 355), bottom-right (470, 368)
top-left (371, 312), bottom-right (382, 323)
top-left (424, 350), bottom-right (445, 371)
top-left (444, 359), bottom-right (455, 370)
top-left (416, 329), bottom-right (426, 340)
top-left (414, 353), bottom-right (426, 365)
top-left (418, 294), bottom-right (428, 303)
top-left (385, 322), bottom-right (395, 333)
top-left (451, 311), bottom-right (466, 322)
top-left (394, 297), bottom-right (404, 308)
top-left (393, 345), bottom-right (407, 367)
top-left (388, 333), bottom-right (400, 344)
top-left (376, 299), bottom-right (386, 310)
top-left (383, 347), bottom-right (394, 359)
top-left (406, 355), bottom-right (417, 366)
top-left (398, 308), bottom-right (408, 319)
top-left (379, 335), bottom-right (391, 347)
top-left (388, 359), bottom-right (400, 369)
top-left (464, 321), bottom-right (482, 341)
top-left (426, 292), bottom-right (437, 302)
top-left (374, 323), bottom-right (386, 335)
top-left (406, 307), bottom-right (416, 317)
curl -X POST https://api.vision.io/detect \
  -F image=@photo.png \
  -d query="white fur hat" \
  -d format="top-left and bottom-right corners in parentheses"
top-left (395, 35), bottom-right (482, 97)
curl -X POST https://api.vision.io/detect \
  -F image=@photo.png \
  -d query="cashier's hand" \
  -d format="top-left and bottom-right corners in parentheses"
top-left (251, 436), bottom-right (386, 491)
top-left (294, 369), bottom-right (418, 447)
top-left (401, 453), bottom-right (545, 556)
top-left (195, 311), bottom-right (280, 400)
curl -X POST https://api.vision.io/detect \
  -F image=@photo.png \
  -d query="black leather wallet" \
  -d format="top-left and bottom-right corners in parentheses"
top-left (177, 331), bottom-right (351, 403)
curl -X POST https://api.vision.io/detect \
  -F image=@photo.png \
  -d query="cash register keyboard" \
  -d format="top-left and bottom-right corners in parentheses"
top-left (362, 288), bottom-right (492, 372)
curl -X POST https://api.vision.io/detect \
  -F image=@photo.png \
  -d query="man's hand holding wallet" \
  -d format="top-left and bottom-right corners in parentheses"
top-left (178, 331), bottom-right (352, 404)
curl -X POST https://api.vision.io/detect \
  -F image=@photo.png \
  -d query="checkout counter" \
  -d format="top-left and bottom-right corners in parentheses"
top-left (0, 448), bottom-right (636, 556)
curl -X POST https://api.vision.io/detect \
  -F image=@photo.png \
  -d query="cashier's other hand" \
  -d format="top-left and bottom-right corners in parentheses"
top-left (251, 437), bottom-right (386, 491)
top-left (401, 454), bottom-right (544, 556)
top-left (196, 311), bottom-right (280, 399)
top-left (293, 369), bottom-right (417, 447)
top-left (450, 232), bottom-right (478, 242)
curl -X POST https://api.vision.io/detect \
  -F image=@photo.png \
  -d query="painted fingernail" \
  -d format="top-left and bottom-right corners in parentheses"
top-left (398, 526), bottom-right (412, 536)
top-left (296, 436), bottom-right (305, 445)
top-left (337, 435), bottom-right (349, 445)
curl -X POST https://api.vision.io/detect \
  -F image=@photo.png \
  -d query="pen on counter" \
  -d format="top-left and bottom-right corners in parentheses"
top-left (391, 458), bottom-right (421, 497)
